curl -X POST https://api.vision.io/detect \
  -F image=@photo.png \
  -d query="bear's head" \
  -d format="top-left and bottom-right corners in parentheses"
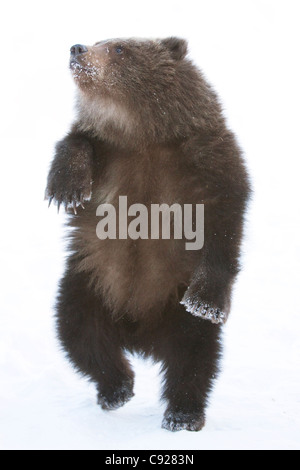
top-left (69, 38), bottom-right (221, 147)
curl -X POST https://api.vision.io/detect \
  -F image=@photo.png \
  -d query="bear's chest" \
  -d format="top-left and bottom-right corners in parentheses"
top-left (94, 145), bottom-right (189, 207)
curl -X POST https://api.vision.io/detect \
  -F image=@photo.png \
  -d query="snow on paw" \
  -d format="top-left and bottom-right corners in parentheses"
top-left (180, 297), bottom-right (227, 325)
top-left (162, 411), bottom-right (206, 432)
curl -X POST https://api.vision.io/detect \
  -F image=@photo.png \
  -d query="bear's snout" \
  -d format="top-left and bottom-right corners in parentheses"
top-left (70, 44), bottom-right (88, 57)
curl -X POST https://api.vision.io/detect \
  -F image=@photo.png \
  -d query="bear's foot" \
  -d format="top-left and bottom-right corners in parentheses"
top-left (97, 381), bottom-right (135, 411)
top-left (162, 410), bottom-right (206, 432)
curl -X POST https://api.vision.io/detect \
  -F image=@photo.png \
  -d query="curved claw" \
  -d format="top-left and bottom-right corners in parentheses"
top-left (48, 196), bottom-right (54, 208)
top-left (72, 201), bottom-right (77, 215)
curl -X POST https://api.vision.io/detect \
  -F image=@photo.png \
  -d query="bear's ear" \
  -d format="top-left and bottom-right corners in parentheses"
top-left (161, 37), bottom-right (188, 60)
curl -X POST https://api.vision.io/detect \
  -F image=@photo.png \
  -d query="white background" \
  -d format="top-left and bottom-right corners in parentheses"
top-left (0, 0), bottom-right (299, 450)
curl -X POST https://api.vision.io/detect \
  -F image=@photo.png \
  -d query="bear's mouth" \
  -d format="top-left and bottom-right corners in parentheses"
top-left (70, 59), bottom-right (99, 77)
top-left (70, 59), bottom-right (87, 72)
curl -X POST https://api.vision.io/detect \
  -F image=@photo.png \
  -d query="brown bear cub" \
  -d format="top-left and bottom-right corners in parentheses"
top-left (46, 37), bottom-right (250, 432)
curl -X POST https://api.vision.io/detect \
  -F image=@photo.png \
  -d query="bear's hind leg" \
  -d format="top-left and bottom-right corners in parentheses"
top-left (155, 303), bottom-right (222, 432)
top-left (56, 262), bottom-right (134, 411)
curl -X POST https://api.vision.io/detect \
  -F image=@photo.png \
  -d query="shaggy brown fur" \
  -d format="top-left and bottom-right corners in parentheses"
top-left (46, 37), bottom-right (251, 432)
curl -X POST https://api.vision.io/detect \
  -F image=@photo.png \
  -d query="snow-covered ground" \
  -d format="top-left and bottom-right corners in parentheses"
top-left (1, 0), bottom-right (300, 450)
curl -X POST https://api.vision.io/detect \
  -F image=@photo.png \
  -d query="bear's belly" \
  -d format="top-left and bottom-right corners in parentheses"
top-left (74, 229), bottom-right (194, 318)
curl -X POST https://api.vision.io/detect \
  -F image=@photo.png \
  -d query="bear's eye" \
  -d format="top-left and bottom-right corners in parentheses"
top-left (115, 46), bottom-right (123, 54)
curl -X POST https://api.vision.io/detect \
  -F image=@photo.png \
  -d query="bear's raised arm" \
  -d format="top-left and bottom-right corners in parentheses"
top-left (181, 132), bottom-right (251, 324)
top-left (45, 128), bottom-right (94, 213)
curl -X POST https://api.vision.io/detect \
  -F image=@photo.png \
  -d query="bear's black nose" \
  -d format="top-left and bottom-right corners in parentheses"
top-left (70, 44), bottom-right (88, 56)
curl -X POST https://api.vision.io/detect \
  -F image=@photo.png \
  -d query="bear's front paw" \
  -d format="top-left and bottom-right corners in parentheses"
top-left (45, 167), bottom-right (93, 214)
top-left (162, 410), bottom-right (206, 432)
top-left (181, 293), bottom-right (227, 325)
